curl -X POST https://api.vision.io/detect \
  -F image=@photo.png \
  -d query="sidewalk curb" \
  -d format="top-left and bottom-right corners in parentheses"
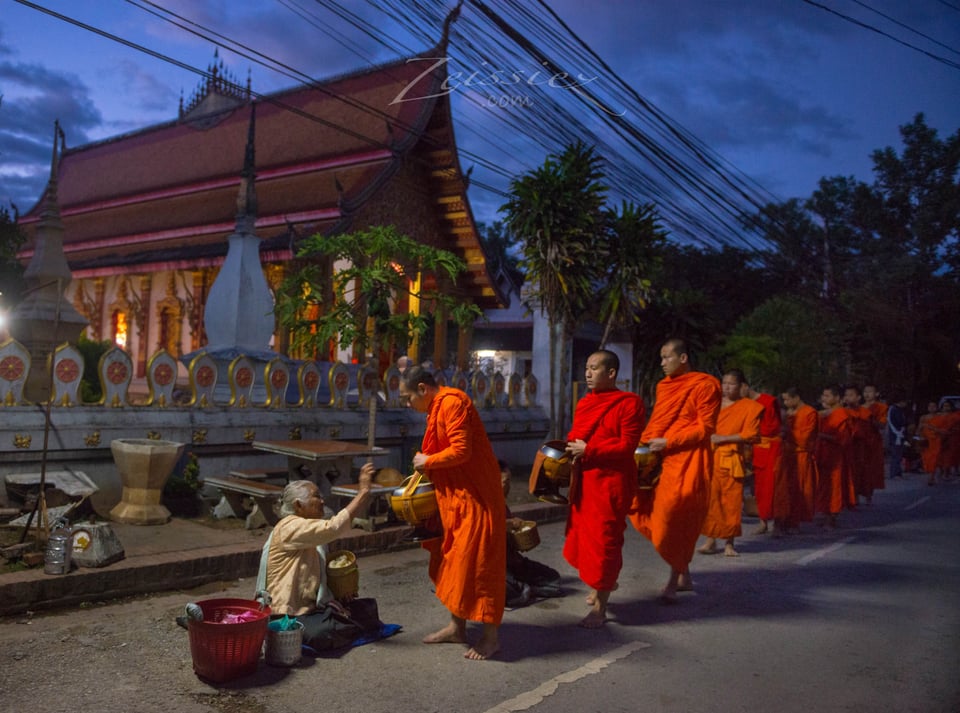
top-left (0, 501), bottom-right (568, 617)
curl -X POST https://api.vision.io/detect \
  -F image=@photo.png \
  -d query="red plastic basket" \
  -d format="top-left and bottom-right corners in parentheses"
top-left (187, 598), bottom-right (271, 683)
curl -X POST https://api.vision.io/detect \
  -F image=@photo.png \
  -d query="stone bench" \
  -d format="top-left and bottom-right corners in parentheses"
top-left (228, 468), bottom-right (289, 482)
top-left (329, 482), bottom-right (397, 532)
top-left (203, 475), bottom-right (284, 529)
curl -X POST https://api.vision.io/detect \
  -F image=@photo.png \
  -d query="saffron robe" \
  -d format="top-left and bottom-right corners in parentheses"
top-left (866, 402), bottom-right (888, 492)
top-left (629, 370), bottom-right (721, 571)
top-left (701, 398), bottom-right (763, 540)
top-left (783, 403), bottom-right (819, 524)
top-left (419, 388), bottom-right (506, 625)
top-left (563, 388), bottom-right (646, 591)
top-left (845, 406), bottom-right (874, 498)
top-left (919, 413), bottom-right (953, 472)
top-left (752, 393), bottom-right (784, 521)
top-left (816, 408), bottom-right (853, 515)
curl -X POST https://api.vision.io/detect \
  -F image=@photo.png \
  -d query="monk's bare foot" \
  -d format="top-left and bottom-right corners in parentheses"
top-left (586, 582), bottom-right (617, 605)
top-left (697, 543), bottom-right (718, 555)
top-left (423, 623), bottom-right (467, 645)
top-left (658, 586), bottom-right (678, 605)
top-left (723, 542), bottom-right (739, 557)
top-left (676, 572), bottom-right (693, 592)
top-left (752, 522), bottom-right (768, 535)
top-left (465, 632), bottom-right (500, 660)
top-left (579, 609), bottom-right (607, 628)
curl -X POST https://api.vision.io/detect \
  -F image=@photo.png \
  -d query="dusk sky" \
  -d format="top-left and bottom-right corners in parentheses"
top-left (2, 0), bottom-right (958, 244)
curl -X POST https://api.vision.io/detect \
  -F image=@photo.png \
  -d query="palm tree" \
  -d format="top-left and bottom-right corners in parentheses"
top-left (501, 141), bottom-right (607, 438)
top-left (598, 200), bottom-right (666, 349)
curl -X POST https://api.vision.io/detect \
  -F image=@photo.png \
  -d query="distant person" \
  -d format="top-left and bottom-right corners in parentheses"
top-left (397, 355), bottom-right (413, 373)
top-left (629, 338), bottom-right (721, 602)
top-left (698, 368), bottom-right (762, 557)
top-left (742, 377), bottom-right (785, 535)
top-left (863, 384), bottom-right (889, 493)
top-left (781, 387), bottom-right (820, 525)
top-left (885, 390), bottom-right (908, 480)
top-left (401, 366), bottom-right (505, 660)
top-left (563, 350), bottom-right (645, 627)
top-left (816, 385), bottom-right (853, 527)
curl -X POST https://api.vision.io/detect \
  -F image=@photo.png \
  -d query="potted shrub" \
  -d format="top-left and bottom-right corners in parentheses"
top-left (162, 451), bottom-right (203, 517)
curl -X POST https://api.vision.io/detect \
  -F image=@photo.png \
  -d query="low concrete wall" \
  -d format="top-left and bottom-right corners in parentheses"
top-left (0, 404), bottom-right (550, 515)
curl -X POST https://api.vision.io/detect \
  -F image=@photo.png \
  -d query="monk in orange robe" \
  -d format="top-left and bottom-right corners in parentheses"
top-left (816, 385), bottom-right (853, 527)
top-left (844, 385), bottom-right (875, 503)
top-left (920, 400), bottom-right (956, 484)
top-left (863, 384), bottom-right (888, 493)
top-left (781, 387), bottom-right (819, 526)
top-left (629, 338), bottom-right (721, 602)
top-left (698, 368), bottom-right (762, 557)
top-left (402, 366), bottom-right (506, 660)
top-left (743, 379), bottom-right (785, 535)
top-left (563, 350), bottom-right (645, 627)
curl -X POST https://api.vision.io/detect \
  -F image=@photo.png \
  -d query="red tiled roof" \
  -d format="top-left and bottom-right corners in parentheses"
top-left (19, 51), bottom-right (504, 308)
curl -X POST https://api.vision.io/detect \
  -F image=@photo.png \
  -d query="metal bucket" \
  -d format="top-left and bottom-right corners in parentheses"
top-left (44, 523), bottom-right (73, 575)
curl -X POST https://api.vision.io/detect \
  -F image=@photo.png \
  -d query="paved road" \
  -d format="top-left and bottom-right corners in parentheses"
top-left (1, 475), bottom-right (956, 713)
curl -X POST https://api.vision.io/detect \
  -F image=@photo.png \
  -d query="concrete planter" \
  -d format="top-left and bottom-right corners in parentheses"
top-left (109, 439), bottom-right (185, 525)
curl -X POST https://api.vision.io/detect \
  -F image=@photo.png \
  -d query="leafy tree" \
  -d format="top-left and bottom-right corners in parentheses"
top-left (501, 141), bottom-right (608, 438)
top-left (597, 201), bottom-right (665, 350)
top-left (274, 224), bottom-right (482, 445)
top-left (0, 203), bottom-right (26, 313)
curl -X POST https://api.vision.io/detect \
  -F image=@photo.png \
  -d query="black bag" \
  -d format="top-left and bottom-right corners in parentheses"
top-left (298, 597), bottom-right (383, 652)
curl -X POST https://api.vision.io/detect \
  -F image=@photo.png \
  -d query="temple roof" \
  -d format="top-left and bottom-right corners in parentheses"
top-left (18, 50), bottom-right (505, 309)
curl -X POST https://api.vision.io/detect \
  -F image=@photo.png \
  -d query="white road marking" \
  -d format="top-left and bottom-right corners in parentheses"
top-left (481, 640), bottom-right (651, 713)
top-left (796, 536), bottom-right (857, 566)
top-left (905, 496), bottom-right (931, 511)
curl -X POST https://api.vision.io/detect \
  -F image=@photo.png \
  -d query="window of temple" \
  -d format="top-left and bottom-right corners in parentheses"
top-left (112, 310), bottom-right (128, 350)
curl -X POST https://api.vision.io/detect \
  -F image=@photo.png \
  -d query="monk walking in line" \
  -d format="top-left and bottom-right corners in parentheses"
top-left (698, 368), bottom-right (762, 557)
top-left (629, 338), bottom-right (721, 602)
top-left (816, 385), bottom-right (853, 527)
top-left (781, 387), bottom-right (819, 526)
top-left (401, 366), bottom-right (506, 660)
top-left (863, 384), bottom-right (889, 494)
top-left (742, 378), bottom-right (784, 536)
top-left (843, 385), bottom-right (875, 504)
top-left (563, 350), bottom-right (645, 627)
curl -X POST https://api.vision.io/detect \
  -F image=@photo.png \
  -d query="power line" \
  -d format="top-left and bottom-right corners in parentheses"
top-left (800, 0), bottom-right (960, 70)
top-left (847, 0), bottom-right (960, 57)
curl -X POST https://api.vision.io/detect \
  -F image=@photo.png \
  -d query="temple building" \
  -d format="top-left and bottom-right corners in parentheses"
top-left (15, 46), bottom-right (507, 386)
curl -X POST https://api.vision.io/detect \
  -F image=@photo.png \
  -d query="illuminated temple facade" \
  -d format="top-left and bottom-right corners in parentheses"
top-left (16, 48), bottom-right (507, 386)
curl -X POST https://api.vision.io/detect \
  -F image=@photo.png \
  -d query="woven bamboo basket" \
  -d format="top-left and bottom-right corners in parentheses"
top-left (508, 520), bottom-right (540, 552)
top-left (326, 550), bottom-right (359, 600)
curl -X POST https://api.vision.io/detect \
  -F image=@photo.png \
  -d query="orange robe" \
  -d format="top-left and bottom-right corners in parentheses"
top-left (629, 371), bottom-right (721, 571)
top-left (919, 413), bottom-right (953, 472)
top-left (784, 404), bottom-right (819, 524)
top-left (846, 406), bottom-right (874, 498)
top-left (752, 393), bottom-right (784, 521)
top-left (563, 389), bottom-right (646, 591)
top-left (701, 398), bottom-right (762, 539)
top-left (419, 387), bottom-right (506, 625)
top-left (816, 408), bottom-right (852, 515)
top-left (866, 402), bottom-right (888, 492)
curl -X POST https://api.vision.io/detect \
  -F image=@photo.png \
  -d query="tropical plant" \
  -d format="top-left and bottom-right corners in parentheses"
top-left (597, 200), bottom-right (665, 349)
top-left (501, 141), bottom-right (608, 438)
top-left (274, 224), bottom-right (482, 445)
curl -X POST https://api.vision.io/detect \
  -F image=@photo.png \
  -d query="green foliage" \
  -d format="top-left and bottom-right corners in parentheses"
top-left (0, 204), bottom-right (26, 310)
top-left (76, 334), bottom-right (111, 403)
top-left (275, 224), bottom-right (481, 360)
top-left (164, 452), bottom-right (201, 497)
top-left (502, 140), bottom-right (608, 333)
